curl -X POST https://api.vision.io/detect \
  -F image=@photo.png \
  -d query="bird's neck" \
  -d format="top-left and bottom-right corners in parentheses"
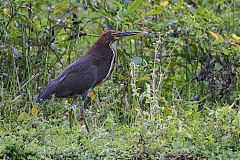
top-left (88, 42), bottom-right (114, 58)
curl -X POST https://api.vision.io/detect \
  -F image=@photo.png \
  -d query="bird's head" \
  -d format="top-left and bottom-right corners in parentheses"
top-left (96, 30), bottom-right (140, 45)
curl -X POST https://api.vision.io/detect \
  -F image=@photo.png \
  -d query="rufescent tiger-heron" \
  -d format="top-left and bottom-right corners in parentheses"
top-left (37, 30), bottom-right (139, 133)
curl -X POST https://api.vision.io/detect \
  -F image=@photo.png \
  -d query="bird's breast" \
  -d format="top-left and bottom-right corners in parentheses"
top-left (94, 45), bottom-right (116, 85)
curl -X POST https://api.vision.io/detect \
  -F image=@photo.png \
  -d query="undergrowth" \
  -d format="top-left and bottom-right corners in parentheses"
top-left (1, 0), bottom-right (240, 159)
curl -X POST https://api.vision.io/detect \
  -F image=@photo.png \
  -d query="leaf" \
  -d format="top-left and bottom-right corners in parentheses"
top-left (88, 91), bottom-right (96, 100)
top-left (188, 5), bottom-right (196, 13)
top-left (167, 19), bottom-right (178, 25)
top-left (133, 56), bottom-right (142, 64)
top-left (54, 6), bottom-right (69, 14)
top-left (209, 31), bottom-right (218, 39)
top-left (172, 141), bottom-right (179, 149)
top-left (124, 0), bottom-right (142, 15)
top-left (232, 33), bottom-right (240, 40)
top-left (12, 48), bottom-right (22, 60)
top-left (145, 98), bottom-right (152, 104)
top-left (222, 124), bottom-right (228, 130)
top-left (160, 1), bottom-right (169, 7)
top-left (3, 8), bottom-right (7, 15)
top-left (177, 0), bottom-right (183, 6)
top-left (213, 36), bottom-right (224, 45)
top-left (223, 49), bottom-right (230, 55)
top-left (146, 8), bottom-right (163, 16)
top-left (136, 76), bottom-right (151, 82)
top-left (164, 107), bottom-right (171, 116)
top-left (153, 113), bottom-right (160, 120)
top-left (110, 0), bottom-right (123, 11)
top-left (31, 107), bottom-right (39, 116)
top-left (18, 112), bottom-right (29, 121)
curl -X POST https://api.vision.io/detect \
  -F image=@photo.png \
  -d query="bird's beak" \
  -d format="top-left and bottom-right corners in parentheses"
top-left (117, 31), bottom-right (140, 38)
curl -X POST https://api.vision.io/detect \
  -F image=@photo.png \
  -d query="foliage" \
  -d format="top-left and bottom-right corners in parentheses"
top-left (0, 0), bottom-right (240, 159)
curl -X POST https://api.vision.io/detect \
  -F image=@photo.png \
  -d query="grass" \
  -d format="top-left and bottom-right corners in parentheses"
top-left (1, 86), bottom-right (240, 159)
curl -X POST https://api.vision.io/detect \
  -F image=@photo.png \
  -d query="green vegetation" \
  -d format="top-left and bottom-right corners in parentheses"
top-left (1, 0), bottom-right (240, 159)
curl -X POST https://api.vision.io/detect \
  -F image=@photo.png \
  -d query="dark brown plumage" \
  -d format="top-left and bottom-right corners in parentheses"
top-left (37, 30), bottom-right (139, 133)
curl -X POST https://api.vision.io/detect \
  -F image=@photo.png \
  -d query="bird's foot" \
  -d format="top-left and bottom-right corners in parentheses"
top-left (76, 114), bottom-right (84, 122)
top-left (69, 104), bottom-right (78, 115)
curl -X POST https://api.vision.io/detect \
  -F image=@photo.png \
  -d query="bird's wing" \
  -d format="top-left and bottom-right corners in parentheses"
top-left (54, 64), bottom-right (98, 97)
top-left (37, 63), bottom-right (97, 101)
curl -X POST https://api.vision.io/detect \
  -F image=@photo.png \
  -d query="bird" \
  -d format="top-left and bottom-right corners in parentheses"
top-left (37, 30), bottom-right (139, 133)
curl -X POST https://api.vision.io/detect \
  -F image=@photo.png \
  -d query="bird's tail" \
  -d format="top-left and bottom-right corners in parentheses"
top-left (36, 94), bottom-right (44, 103)
top-left (36, 81), bottom-right (56, 103)
top-left (36, 90), bottom-right (48, 103)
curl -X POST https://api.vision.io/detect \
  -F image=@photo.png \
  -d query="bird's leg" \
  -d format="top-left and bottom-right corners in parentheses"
top-left (69, 98), bottom-right (77, 129)
top-left (70, 98), bottom-right (78, 114)
top-left (81, 100), bottom-right (90, 133)
top-left (81, 92), bottom-right (90, 134)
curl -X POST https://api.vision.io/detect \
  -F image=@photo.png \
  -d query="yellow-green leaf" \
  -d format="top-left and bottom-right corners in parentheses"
top-left (136, 76), bottom-right (151, 82)
top-left (124, 0), bottom-right (142, 15)
top-left (32, 107), bottom-right (39, 116)
top-left (160, 1), bottom-right (169, 7)
top-left (146, 8), bottom-right (163, 16)
top-left (232, 33), bottom-right (240, 40)
top-left (209, 31), bottom-right (218, 39)
top-left (110, 0), bottom-right (123, 11)
top-left (3, 8), bottom-right (7, 15)
top-left (54, 6), bottom-right (69, 14)
top-left (164, 107), bottom-right (171, 116)
top-left (222, 124), bottom-right (228, 130)
top-left (18, 112), bottom-right (29, 121)
top-left (88, 91), bottom-right (97, 100)
top-left (213, 36), bottom-right (224, 45)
